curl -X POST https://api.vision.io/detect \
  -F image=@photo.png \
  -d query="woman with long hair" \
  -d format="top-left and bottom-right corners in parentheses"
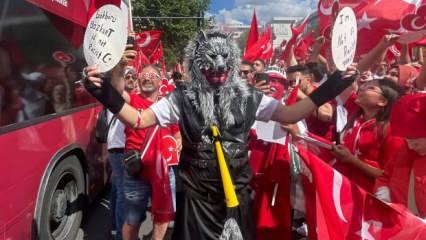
top-left (331, 78), bottom-right (404, 192)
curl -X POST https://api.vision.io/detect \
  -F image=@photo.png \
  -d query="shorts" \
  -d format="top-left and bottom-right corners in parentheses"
top-left (123, 171), bottom-right (152, 225)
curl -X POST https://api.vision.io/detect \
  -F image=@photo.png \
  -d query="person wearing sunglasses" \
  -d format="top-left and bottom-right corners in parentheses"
top-left (124, 67), bottom-right (137, 92)
top-left (239, 60), bottom-right (254, 84)
top-left (330, 78), bottom-right (404, 192)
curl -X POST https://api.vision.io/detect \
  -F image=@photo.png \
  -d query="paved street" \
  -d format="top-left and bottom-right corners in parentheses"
top-left (76, 187), bottom-right (172, 240)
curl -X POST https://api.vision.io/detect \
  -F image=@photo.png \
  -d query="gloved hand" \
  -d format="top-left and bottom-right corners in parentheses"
top-left (375, 186), bottom-right (391, 203)
top-left (83, 66), bottom-right (125, 114)
top-left (309, 66), bottom-right (359, 107)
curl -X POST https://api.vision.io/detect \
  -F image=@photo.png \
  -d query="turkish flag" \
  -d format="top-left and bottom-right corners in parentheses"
top-left (294, 31), bottom-right (315, 60)
top-left (281, 16), bottom-right (308, 63)
top-left (296, 144), bottom-right (426, 239)
top-left (401, 3), bottom-right (426, 31)
top-left (354, 0), bottom-right (418, 56)
top-left (135, 30), bottom-right (163, 58)
top-left (246, 10), bottom-right (259, 54)
top-left (243, 26), bottom-right (273, 62)
top-left (317, 0), bottom-right (339, 36)
top-left (150, 41), bottom-right (164, 64)
top-left (160, 135), bottom-right (179, 166)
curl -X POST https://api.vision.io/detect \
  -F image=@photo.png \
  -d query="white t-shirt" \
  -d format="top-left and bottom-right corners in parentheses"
top-left (150, 94), bottom-right (280, 127)
top-left (107, 110), bottom-right (126, 149)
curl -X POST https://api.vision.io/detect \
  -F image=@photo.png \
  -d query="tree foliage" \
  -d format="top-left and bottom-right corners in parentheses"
top-left (131, 0), bottom-right (211, 67)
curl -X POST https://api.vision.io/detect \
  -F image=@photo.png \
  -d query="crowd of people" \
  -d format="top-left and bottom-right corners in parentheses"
top-left (83, 30), bottom-right (426, 240)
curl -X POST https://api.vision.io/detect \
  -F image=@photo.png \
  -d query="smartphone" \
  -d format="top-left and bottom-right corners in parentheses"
top-left (126, 36), bottom-right (135, 50)
top-left (254, 73), bottom-right (269, 84)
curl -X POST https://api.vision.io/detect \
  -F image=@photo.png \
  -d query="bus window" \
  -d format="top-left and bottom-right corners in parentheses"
top-left (0, 1), bottom-right (96, 129)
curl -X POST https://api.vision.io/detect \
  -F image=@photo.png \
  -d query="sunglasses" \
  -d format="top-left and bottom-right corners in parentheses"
top-left (239, 70), bottom-right (250, 75)
top-left (140, 72), bottom-right (160, 80)
top-left (125, 74), bottom-right (136, 80)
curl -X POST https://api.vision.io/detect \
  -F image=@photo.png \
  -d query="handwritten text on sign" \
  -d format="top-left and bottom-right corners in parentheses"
top-left (331, 7), bottom-right (357, 71)
top-left (83, 5), bottom-right (127, 72)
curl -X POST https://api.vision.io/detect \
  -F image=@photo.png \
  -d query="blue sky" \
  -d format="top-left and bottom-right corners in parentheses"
top-left (209, 0), bottom-right (316, 25)
top-left (209, 1), bottom-right (234, 13)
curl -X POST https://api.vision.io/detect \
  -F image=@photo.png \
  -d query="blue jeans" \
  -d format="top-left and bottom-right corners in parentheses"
top-left (123, 171), bottom-right (152, 225)
top-left (108, 151), bottom-right (125, 240)
top-left (169, 168), bottom-right (176, 212)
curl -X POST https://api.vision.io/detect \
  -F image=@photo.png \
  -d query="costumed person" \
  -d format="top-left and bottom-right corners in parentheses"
top-left (83, 30), bottom-right (358, 240)
top-left (375, 93), bottom-right (426, 218)
top-left (330, 78), bottom-right (404, 192)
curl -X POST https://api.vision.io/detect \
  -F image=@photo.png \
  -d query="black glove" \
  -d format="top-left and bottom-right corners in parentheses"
top-left (308, 70), bottom-right (359, 107)
top-left (83, 70), bottom-right (125, 114)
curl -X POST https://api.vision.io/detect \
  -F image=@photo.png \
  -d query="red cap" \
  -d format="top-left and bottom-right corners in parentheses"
top-left (390, 93), bottom-right (426, 138)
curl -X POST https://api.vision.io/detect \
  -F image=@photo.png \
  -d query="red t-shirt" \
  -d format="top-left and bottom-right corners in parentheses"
top-left (125, 93), bottom-right (178, 151)
top-left (124, 93), bottom-right (179, 223)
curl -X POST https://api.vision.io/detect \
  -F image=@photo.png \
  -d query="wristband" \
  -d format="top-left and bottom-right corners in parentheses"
top-left (309, 70), bottom-right (358, 107)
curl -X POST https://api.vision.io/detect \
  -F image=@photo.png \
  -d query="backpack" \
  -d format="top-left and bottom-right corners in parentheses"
top-left (95, 108), bottom-right (117, 143)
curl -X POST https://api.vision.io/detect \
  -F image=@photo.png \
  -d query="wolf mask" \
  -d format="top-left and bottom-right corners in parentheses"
top-left (184, 30), bottom-right (250, 128)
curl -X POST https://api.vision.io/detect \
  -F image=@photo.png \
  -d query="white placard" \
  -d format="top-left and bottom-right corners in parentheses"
top-left (331, 7), bottom-right (357, 71)
top-left (84, 5), bottom-right (128, 73)
top-left (254, 120), bottom-right (287, 145)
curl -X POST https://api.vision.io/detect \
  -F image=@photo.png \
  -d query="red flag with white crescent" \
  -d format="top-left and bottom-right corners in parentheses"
top-left (296, 144), bottom-right (426, 239)
top-left (401, 2), bottom-right (426, 31)
top-left (352, 0), bottom-right (418, 56)
top-left (135, 30), bottom-right (162, 57)
top-left (243, 25), bottom-right (273, 62)
top-left (160, 135), bottom-right (179, 166)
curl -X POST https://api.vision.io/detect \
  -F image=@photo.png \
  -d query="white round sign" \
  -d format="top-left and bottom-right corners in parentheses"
top-left (331, 7), bottom-right (357, 71)
top-left (83, 4), bottom-right (127, 73)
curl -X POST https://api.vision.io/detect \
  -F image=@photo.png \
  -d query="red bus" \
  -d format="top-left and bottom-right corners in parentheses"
top-left (0, 1), bottom-right (110, 239)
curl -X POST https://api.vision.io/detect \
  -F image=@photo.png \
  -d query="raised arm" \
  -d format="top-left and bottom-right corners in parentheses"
top-left (357, 34), bottom-right (398, 73)
top-left (84, 65), bottom-right (158, 129)
top-left (271, 66), bottom-right (358, 124)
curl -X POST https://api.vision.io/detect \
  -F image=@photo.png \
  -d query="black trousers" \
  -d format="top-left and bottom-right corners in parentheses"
top-left (172, 184), bottom-right (254, 240)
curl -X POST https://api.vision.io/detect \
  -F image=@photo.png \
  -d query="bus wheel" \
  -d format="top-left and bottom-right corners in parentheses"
top-left (39, 156), bottom-right (85, 240)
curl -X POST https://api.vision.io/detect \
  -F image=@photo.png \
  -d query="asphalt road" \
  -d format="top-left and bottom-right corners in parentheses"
top-left (76, 187), bottom-right (173, 240)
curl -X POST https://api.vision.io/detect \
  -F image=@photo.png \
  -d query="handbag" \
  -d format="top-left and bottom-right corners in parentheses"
top-left (123, 126), bottom-right (158, 177)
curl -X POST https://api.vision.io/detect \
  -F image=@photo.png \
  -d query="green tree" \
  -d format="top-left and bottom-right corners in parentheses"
top-left (131, 0), bottom-right (211, 68)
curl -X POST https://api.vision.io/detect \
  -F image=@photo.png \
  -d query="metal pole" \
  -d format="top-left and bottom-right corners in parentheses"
top-left (127, 0), bottom-right (134, 31)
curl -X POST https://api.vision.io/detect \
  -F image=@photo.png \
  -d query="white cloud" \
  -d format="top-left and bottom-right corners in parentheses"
top-left (214, 0), bottom-right (315, 25)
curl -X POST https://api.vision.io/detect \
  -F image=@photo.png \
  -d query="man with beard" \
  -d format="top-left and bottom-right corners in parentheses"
top-left (84, 31), bottom-right (358, 240)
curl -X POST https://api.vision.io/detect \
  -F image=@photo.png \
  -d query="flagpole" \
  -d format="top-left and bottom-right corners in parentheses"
top-left (128, 0), bottom-right (134, 32)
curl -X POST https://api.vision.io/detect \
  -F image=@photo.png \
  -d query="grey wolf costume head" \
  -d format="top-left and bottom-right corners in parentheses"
top-left (184, 30), bottom-right (250, 128)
